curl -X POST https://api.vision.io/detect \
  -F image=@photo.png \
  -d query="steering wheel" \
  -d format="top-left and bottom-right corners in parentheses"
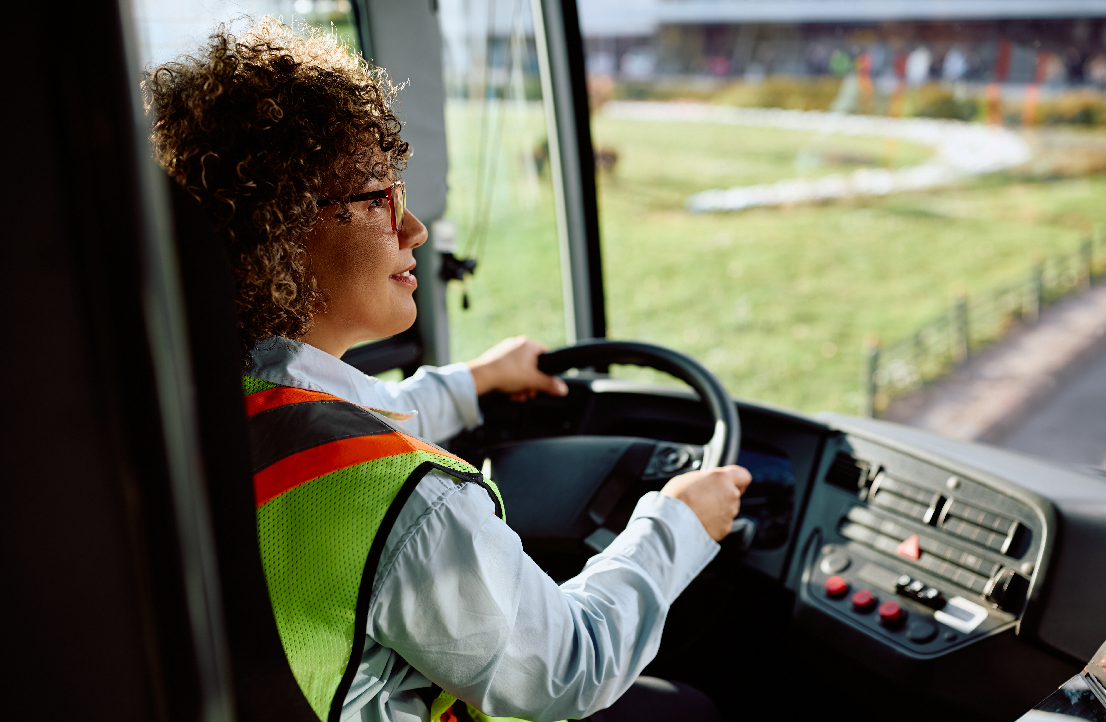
top-left (484, 340), bottom-right (744, 552)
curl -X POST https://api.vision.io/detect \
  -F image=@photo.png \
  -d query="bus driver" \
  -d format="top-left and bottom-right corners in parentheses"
top-left (145, 18), bottom-right (750, 722)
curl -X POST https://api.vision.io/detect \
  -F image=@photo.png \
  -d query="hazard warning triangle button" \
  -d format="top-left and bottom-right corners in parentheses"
top-left (897, 534), bottom-right (921, 560)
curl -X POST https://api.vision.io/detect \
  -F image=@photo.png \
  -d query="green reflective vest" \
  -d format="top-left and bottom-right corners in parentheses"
top-left (243, 376), bottom-right (510, 722)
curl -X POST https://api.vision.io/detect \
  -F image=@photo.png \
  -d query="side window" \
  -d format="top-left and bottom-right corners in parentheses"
top-left (131, 0), bottom-right (360, 67)
top-left (579, 4), bottom-right (1106, 414)
top-left (132, 0), bottom-right (381, 374)
top-left (134, 0), bottom-right (566, 370)
top-left (437, 0), bottom-right (567, 363)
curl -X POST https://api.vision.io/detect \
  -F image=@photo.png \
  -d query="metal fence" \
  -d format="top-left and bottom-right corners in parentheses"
top-left (864, 236), bottom-right (1106, 417)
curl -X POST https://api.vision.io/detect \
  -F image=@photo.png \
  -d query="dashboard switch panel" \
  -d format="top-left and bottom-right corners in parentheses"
top-left (797, 431), bottom-right (1047, 661)
top-left (804, 538), bottom-right (1013, 656)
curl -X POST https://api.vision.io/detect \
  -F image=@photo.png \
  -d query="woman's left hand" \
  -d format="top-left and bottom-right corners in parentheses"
top-left (467, 336), bottom-right (569, 401)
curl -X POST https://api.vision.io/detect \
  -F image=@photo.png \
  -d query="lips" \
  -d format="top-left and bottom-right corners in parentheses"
top-left (390, 265), bottom-right (417, 288)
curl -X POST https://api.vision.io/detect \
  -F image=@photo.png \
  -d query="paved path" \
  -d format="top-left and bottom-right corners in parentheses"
top-left (999, 344), bottom-right (1106, 466)
top-left (601, 101), bottom-right (1031, 213)
top-left (883, 283), bottom-right (1106, 466)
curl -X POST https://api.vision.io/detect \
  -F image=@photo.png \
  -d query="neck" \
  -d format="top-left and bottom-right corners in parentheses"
top-left (298, 327), bottom-right (354, 359)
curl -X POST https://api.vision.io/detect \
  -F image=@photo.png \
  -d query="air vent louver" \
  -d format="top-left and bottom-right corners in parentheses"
top-left (826, 452), bottom-right (869, 492)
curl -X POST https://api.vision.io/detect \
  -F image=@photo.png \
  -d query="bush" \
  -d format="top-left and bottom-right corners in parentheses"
top-left (913, 86), bottom-right (978, 121)
top-left (606, 77), bottom-right (1106, 128)
top-left (717, 76), bottom-right (843, 111)
top-left (1038, 91), bottom-right (1106, 127)
top-left (610, 76), bottom-right (843, 111)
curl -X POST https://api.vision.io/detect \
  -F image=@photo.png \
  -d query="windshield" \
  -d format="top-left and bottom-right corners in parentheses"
top-left (129, 0), bottom-right (1106, 416)
top-left (577, 1), bottom-right (1106, 414)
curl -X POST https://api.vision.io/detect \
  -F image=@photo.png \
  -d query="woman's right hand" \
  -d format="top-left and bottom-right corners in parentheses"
top-left (467, 336), bottom-right (569, 400)
top-left (660, 465), bottom-right (753, 541)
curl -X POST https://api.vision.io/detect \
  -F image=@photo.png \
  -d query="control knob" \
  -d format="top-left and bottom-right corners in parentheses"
top-left (984, 569), bottom-right (1029, 612)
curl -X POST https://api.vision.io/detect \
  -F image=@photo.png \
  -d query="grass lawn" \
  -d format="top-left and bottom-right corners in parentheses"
top-left (591, 116), bottom-right (933, 206)
top-left (443, 101), bottom-right (1106, 414)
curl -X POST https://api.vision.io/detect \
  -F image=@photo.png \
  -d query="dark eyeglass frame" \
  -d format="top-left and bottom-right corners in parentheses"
top-left (316, 180), bottom-right (405, 233)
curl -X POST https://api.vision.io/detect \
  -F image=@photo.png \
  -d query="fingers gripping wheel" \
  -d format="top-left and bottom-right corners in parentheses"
top-left (537, 340), bottom-right (741, 469)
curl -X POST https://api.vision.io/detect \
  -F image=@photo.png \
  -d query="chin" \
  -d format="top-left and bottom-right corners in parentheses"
top-left (382, 305), bottom-right (417, 338)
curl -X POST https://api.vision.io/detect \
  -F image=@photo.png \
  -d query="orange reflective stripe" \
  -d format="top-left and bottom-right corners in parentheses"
top-left (253, 432), bottom-right (468, 507)
top-left (245, 385), bottom-right (342, 417)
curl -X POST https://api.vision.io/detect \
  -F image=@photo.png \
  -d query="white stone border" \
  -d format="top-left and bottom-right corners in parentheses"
top-left (600, 101), bottom-right (1032, 213)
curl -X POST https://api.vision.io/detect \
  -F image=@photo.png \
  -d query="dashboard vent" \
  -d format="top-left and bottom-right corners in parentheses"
top-left (826, 452), bottom-right (869, 492)
top-left (869, 474), bottom-right (944, 525)
top-left (940, 500), bottom-right (1023, 556)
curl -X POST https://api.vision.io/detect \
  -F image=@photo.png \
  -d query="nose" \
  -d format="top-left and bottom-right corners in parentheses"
top-left (399, 209), bottom-right (427, 250)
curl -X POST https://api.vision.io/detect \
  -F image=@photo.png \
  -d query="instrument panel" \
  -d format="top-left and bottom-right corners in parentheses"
top-left (796, 432), bottom-right (1049, 658)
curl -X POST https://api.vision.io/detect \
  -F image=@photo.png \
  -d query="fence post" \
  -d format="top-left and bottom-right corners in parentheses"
top-left (953, 293), bottom-right (970, 362)
top-left (863, 336), bottom-right (880, 418)
top-left (1082, 238), bottom-right (1094, 288)
top-left (1025, 260), bottom-right (1044, 323)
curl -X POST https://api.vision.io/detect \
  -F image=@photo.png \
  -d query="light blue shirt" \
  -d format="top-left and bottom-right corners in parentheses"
top-left (248, 339), bottom-right (720, 722)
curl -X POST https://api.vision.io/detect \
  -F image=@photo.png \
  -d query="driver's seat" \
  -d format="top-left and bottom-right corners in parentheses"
top-left (168, 179), bottom-right (318, 722)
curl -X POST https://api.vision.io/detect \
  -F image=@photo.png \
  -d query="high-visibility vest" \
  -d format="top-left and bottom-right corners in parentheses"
top-left (243, 376), bottom-right (508, 722)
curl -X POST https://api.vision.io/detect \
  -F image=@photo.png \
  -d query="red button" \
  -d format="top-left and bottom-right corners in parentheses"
top-left (825, 576), bottom-right (849, 598)
top-left (851, 589), bottom-right (877, 613)
top-left (879, 601), bottom-right (906, 627)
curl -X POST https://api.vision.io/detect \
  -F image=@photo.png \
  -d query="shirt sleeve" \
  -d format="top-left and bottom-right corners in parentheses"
top-left (378, 363), bottom-right (483, 443)
top-left (367, 478), bottom-right (719, 722)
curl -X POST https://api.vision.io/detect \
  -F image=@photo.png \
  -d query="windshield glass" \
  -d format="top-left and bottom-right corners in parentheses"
top-left (579, 1), bottom-right (1106, 414)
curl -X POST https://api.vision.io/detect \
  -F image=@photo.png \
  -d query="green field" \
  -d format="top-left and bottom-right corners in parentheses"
top-left (442, 101), bottom-right (1106, 414)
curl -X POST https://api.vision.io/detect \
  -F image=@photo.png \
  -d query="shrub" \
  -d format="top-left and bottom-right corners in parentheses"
top-left (1038, 91), bottom-right (1106, 127)
top-left (912, 86), bottom-right (978, 121)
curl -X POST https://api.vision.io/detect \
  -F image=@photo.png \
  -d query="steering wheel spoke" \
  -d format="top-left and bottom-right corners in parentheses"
top-left (481, 340), bottom-right (742, 558)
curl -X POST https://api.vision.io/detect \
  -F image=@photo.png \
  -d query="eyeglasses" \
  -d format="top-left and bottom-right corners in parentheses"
top-left (316, 180), bottom-right (405, 233)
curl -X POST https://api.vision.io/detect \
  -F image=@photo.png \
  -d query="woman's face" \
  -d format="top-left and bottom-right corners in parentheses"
top-left (301, 175), bottom-right (427, 356)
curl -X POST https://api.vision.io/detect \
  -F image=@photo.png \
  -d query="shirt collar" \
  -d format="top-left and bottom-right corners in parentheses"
top-left (247, 337), bottom-right (417, 421)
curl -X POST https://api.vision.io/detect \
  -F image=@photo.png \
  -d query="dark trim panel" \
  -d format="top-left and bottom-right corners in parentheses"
top-left (556, 0), bottom-right (606, 340)
top-left (536, 0), bottom-right (608, 341)
top-left (341, 336), bottom-right (424, 377)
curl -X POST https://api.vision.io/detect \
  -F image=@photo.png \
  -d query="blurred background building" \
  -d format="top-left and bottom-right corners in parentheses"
top-left (580, 1), bottom-right (1106, 89)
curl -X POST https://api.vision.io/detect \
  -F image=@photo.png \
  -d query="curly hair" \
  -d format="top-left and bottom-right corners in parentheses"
top-left (143, 17), bottom-right (409, 364)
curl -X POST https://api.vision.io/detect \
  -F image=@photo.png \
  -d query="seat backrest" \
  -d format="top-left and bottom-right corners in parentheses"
top-left (168, 181), bottom-right (319, 722)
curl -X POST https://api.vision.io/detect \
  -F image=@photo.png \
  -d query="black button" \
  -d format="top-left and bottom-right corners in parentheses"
top-left (906, 621), bottom-right (938, 644)
top-left (943, 631), bottom-right (958, 642)
top-left (918, 587), bottom-right (945, 609)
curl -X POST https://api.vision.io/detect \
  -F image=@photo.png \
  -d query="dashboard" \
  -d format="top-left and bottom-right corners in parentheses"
top-left (451, 377), bottom-right (1106, 720)
top-left (800, 434), bottom-right (1048, 659)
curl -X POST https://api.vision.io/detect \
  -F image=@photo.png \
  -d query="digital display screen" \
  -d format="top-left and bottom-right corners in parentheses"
top-left (736, 448), bottom-right (795, 550)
